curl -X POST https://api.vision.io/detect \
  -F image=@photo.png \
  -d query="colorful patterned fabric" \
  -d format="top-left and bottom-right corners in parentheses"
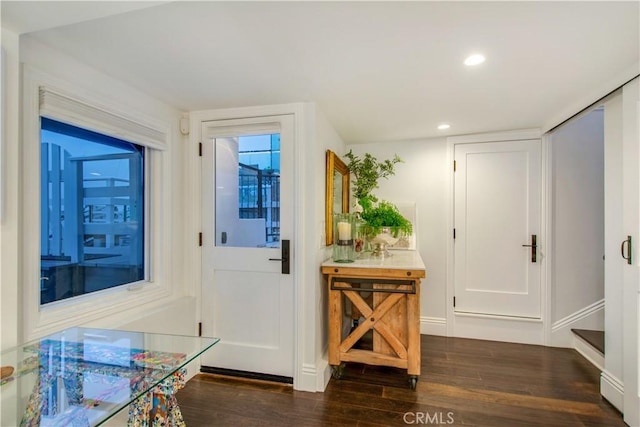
top-left (14, 340), bottom-right (188, 426)
top-left (128, 368), bottom-right (187, 427)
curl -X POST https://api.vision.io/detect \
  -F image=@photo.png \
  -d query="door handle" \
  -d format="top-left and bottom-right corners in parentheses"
top-left (269, 239), bottom-right (290, 274)
top-left (522, 234), bottom-right (537, 263)
top-left (621, 235), bottom-right (632, 265)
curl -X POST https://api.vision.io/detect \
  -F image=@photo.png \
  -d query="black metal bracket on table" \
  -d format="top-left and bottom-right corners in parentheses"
top-left (330, 277), bottom-right (417, 294)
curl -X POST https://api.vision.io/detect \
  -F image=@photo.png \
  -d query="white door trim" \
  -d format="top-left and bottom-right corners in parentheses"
top-left (445, 129), bottom-right (549, 343)
top-left (200, 115), bottom-right (294, 378)
top-left (187, 103), bottom-right (308, 389)
top-left (541, 132), bottom-right (553, 346)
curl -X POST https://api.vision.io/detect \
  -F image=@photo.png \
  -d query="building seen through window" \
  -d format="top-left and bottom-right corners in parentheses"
top-left (40, 118), bottom-right (145, 305)
top-left (238, 134), bottom-right (280, 245)
top-left (215, 133), bottom-right (281, 248)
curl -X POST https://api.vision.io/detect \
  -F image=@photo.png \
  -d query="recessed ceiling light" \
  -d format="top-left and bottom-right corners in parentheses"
top-left (464, 54), bottom-right (485, 66)
top-left (437, 123), bottom-right (451, 130)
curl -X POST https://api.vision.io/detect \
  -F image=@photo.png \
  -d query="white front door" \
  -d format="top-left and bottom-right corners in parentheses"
top-left (200, 115), bottom-right (294, 379)
top-left (454, 139), bottom-right (542, 318)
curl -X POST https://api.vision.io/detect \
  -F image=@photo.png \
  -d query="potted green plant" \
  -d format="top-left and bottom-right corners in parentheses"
top-left (360, 201), bottom-right (413, 237)
top-left (343, 150), bottom-right (413, 256)
top-left (343, 150), bottom-right (402, 212)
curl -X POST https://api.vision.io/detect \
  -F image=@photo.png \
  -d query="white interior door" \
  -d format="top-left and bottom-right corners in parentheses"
top-left (454, 140), bottom-right (541, 318)
top-left (200, 115), bottom-right (294, 379)
top-left (621, 86), bottom-right (640, 426)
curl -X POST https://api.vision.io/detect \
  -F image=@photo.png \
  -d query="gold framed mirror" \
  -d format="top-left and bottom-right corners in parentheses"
top-left (326, 150), bottom-right (350, 246)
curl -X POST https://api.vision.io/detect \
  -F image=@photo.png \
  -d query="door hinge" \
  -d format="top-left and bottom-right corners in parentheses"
top-left (453, 228), bottom-right (456, 239)
top-left (198, 232), bottom-right (203, 246)
top-left (198, 142), bottom-right (203, 157)
top-left (198, 322), bottom-right (202, 337)
top-left (453, 160), bottom-right (457, 172)
top-left (453, 296), bottom-right (456, 307)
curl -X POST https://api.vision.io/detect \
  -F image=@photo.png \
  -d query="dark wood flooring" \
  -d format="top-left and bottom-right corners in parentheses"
top-left (176, 335), bottom-right (625, 427)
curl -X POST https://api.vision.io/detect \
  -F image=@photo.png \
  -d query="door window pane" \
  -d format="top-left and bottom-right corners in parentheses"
top-left (40, 118), bottom-right (145, 305)
top-left (215, 134), bottom-right (280, 248)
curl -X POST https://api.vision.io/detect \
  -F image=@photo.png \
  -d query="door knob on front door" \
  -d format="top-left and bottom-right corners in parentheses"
top-left (522, 234), bottom-right (537, 263)
top-left (621, 235), bottom-right (632, 265)
top-left (268, 239), bottom-right (290, 274)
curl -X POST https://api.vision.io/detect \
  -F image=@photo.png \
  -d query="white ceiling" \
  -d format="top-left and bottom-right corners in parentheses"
top-left (2, 1), bottom-right (639, 143)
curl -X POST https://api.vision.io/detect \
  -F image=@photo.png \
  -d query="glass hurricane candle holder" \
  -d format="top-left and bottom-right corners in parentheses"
top-left (333, 213), bottom-right (356, 263)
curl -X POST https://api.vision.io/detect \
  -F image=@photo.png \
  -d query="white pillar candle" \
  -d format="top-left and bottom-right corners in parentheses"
top-left (337, 221), bottom-right (351, 241)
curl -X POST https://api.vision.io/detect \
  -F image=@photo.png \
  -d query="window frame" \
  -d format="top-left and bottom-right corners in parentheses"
top-left (22, 66), bottom-right (171, 340)
top-left (39, 119), bottom-right (150, 305)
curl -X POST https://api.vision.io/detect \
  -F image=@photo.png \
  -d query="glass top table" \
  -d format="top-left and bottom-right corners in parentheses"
top-left (0, 327), bottom-right (219, 426)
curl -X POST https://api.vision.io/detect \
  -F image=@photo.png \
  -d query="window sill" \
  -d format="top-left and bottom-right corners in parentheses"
top-left (27, 281), bottom-right (174, 341)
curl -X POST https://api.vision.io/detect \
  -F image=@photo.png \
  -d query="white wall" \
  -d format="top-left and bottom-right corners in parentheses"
top-left (313, 106), bottom-right (346, 389)
top-left (1, 29), bottom-right (22, 349)
top-left (346, 138), bottom-right (449, 333)
top-left (549, 109), bottom-right (605, 345)
top-left (1, 34), bottom-right (193, 346)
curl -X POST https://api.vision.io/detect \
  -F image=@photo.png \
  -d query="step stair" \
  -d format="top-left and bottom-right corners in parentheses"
top-left (571, 329), bottom-right (604, 370)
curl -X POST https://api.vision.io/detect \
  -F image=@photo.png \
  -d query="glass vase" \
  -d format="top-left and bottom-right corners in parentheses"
top-left (333, 213), bottom-right (356, 263)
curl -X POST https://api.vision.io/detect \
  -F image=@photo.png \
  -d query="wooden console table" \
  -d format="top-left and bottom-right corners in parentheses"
top-left (321, 251), bottom-right (426, 389)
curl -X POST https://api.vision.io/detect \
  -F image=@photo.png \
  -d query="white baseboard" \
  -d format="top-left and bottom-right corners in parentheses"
top-left (601, 370), bottom-right (624, 412)
top-left (573, 333), bottom-right (604, 371)
top-left (453, 313), bottom-right (544, 344)
top-left (320, 360), bottom-right (332, 391)
top-left (550, 299), bottom-right (604, 348)
top-left (421, 316), bottom-right (447, 336)
top-left (297, 362), bottom-right (323, 392)
top-left (184, 358), bottom-right (200, 382)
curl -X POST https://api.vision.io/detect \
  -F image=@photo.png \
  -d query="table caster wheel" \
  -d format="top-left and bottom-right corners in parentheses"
top-left (331, 364), bottom-right (345, 379)
top-left (409, 376), bottom-right (418, 390)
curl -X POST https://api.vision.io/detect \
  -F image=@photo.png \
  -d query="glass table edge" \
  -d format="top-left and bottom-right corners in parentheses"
top-left (96, 335), bottom-right (220, 426)
top-left (1, 332), bottom-right (220, 427)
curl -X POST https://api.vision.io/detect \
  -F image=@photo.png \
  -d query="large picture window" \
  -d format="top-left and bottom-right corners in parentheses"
top-left (40, 117), bottom-right (145, 305)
